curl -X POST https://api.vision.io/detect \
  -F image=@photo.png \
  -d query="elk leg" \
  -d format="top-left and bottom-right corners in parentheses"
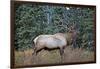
top-left (33, 48), bottom-right (39, 56)
top-left (32, 47), bottom-right (37, 63)
top-left (60, 47), bottom-right (64, 62)
top-left (33, 46), bottom-right (43, 56)
top-left (73, 40), bottom-right (77, 48)
top-left (60, 48), bottom-right (64, 56)
top-left (32, 47), bottom-right (37, 55)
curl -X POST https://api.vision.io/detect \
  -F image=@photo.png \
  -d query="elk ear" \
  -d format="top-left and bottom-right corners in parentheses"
top-left (70, 23), bottom-right (75, 30)
top-left (67, 28), bottom-right (69, 31)
top-left (67, 27), bottom-right (72, 32)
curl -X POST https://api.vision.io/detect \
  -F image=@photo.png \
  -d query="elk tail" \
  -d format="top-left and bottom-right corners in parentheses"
top-left (31, 37), bottom-right (35, 49)
top-left (31, 37), bottom-right (37, 56)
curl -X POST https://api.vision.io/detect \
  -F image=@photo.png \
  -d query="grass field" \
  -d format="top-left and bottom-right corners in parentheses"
top-left (15, 46), bottom-right (95, 67)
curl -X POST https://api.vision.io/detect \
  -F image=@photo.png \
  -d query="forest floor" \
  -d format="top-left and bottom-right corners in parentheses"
top-left (15, 46), bottom-right (95, 67)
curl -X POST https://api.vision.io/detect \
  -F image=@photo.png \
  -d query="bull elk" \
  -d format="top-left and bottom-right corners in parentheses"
top-left (32, 24), bottom-right (78, 60)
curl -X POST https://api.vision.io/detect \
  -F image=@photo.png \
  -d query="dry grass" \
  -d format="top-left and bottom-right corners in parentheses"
top-left (15, 46), bottom-right (95, 67)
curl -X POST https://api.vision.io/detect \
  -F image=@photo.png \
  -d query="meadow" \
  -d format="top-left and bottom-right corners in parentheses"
top-left (15, 46), bottom-right (95, 67)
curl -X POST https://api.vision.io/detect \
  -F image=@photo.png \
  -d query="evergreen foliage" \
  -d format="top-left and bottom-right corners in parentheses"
top-left (14, 4), bottom-right (95, 51)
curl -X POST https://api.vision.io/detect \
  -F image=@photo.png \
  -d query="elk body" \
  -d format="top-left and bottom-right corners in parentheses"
top-left (32, 33), bottom-right (67, 58)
